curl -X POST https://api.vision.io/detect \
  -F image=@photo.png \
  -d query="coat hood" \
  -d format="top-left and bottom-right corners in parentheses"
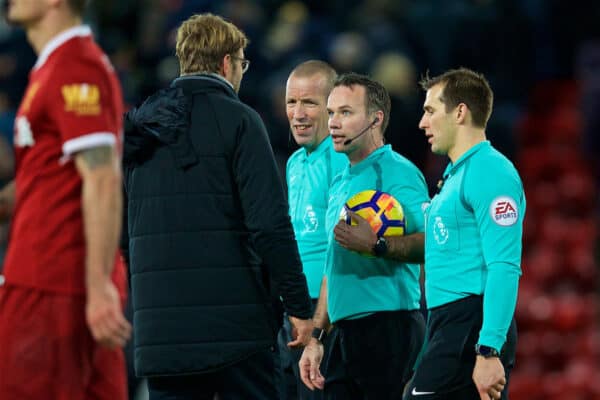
top-left (123, 86), bottom-right (195, 168)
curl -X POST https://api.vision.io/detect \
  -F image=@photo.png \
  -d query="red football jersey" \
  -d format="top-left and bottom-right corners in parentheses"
top-left (3, 26), bottom-right (126, 296)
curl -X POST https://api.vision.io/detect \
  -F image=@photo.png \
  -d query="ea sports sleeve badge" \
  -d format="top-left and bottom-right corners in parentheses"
top-left (489, 196), bottom-right (518, 226)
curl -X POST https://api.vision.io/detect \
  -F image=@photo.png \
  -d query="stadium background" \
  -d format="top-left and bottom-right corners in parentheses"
top-left (0, 0), bottom-right (598, 399)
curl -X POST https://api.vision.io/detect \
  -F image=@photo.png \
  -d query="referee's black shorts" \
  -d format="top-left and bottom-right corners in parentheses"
top-left (404, 295), bottom-right (517, 400)
top-left (324, 309), bottom-right (425, 400)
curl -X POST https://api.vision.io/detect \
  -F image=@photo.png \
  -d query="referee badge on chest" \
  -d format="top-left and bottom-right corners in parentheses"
top-left (303, 205), bottom-right (318, 232)
top-left (433, 216), bottom-right (449, 245)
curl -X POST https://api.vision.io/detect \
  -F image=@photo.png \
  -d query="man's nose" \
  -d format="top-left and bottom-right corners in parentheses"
top-left (294, 104), bottom-right (307, 119)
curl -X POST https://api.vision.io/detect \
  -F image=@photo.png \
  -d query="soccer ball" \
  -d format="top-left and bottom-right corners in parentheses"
top-left (340, 190), bottom-right (406, 237)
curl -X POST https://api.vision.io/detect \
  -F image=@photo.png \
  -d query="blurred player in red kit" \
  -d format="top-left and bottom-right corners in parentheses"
top-left (0, 0), bottom-right (131, 399)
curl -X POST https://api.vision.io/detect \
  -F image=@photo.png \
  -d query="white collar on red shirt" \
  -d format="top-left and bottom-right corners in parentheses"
top-left (34, 25), bottom-right (92, 70)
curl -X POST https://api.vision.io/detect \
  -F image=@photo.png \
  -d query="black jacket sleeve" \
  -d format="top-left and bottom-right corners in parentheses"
top-left (231, 108), bottom-right (312, 319)
top-left (119, 166), bottom-right (131, 286)
top-left (120, 111), bottom-right (133, 269)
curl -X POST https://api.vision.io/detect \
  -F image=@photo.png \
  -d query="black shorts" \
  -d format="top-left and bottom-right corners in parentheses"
top-left (404, 296), bottom-right (517, 400)
top-left (324, 309), bottom-right (425, 400)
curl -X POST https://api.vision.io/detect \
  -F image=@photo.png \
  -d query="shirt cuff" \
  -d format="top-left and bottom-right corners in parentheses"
top-left (60, 132), bottom-right (116, 163)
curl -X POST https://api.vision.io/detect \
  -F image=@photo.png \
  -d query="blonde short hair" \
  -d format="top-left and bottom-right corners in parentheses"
top-left (176, 13), bottom-right (249, 75)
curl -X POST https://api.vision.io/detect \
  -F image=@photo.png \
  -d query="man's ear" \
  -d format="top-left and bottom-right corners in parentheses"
top-left (220, 54), bottom-right (231, 78)
top-left (456, 103), bottom-right (469, 124)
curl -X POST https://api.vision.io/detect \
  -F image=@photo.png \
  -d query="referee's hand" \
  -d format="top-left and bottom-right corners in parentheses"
top-left (86, 280), bottom-right (132, 348)
top-left (334, 211), bottom-right (377, 254)
top-left (299, 338), bottom-right (325, 391)
top-left (473, 355), bottom-right (506, 399)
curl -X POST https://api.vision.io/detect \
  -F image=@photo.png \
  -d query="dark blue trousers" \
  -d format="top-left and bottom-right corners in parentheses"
top-left (147, 347), bottom-right (281, 400)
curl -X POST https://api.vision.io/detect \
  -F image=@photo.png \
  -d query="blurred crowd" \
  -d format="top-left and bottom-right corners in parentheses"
top-left (0, 0), bottom-right (598, 179)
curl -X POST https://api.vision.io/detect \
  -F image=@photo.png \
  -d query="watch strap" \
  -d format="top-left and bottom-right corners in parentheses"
top-left (311, 327), bottom-right (327, 342)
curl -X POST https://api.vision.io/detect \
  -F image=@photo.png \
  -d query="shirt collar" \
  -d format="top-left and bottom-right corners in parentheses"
top-left (175, 72), bottom-right (233, 90)
top-left (207, 73), bottom-right (234, 89)
top-left (443, 140), bottom-right (490, 179)
top-left (348, 144), bottom-right (390, 175)
top-left (34, 25), bottom-right (92, 70)
top-left (303, 135), bottom-right (333, 163)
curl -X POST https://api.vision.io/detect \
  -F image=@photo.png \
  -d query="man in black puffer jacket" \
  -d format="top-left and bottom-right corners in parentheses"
top-left (121, 13), bottom-right (313, 400)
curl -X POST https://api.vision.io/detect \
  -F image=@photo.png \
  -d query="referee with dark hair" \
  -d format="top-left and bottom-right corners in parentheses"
top-left (404, 67), bottom-right (525, 400)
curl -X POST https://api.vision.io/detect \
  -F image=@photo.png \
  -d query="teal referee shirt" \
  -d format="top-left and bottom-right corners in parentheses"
top-left (287, 136), bottom-right (347, 299)
top-left (425, 141), bottom-right (526, 351)
top-left (325, 145), bottom-right (430, 323)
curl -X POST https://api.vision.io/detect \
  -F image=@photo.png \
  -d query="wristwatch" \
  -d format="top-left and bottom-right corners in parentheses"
top-left (475, 344), bottom-right (500, 358)
top-left (311, 327), bottom-right (327, 343)
top-left (372, 236), bottom-right (388, 257)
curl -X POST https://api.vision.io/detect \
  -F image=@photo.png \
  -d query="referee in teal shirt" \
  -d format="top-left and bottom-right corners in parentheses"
top-left (281, 60), bottom-right (346, 400)
top-left (405, 68), bottom-right (525, 400)
top-left (300, 73), bottom-right (429, 399)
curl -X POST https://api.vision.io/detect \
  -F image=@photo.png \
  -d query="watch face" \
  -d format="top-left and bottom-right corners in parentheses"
top-left (476, 345), bottom-right (498, 357)
top-left (374, 237), bottom-right (388, 256)
top-left (478, 346), bottom-right (491, 356)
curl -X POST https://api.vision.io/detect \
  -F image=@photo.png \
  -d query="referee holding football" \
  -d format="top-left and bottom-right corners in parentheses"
top-left (299, 73), bottom-right (430, 399)
top-left (404, 68), bottom-right (525, 400)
